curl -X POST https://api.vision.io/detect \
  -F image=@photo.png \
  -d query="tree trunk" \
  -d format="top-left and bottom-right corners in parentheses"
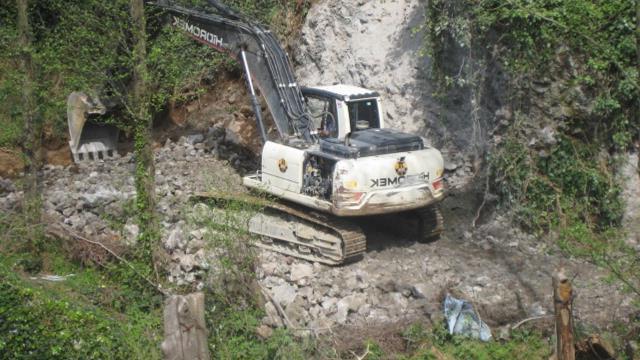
top-left (130, 0), bottom-right (157, 262)
top-left (553, 268), bottom-right (575, 360)
top-left (636, 0), bottom-right (640, 144)
top-left (17, 0), bottom-right (43, 244)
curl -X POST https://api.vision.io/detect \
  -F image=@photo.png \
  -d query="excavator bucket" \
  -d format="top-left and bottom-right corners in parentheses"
top-left (67, 92), bottom-right (119, 162)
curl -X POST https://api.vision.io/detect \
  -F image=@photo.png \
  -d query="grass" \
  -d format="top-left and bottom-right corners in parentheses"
top-left (396, 323), bottom-right (551, 360)
top-left (0, 251), bottom-right (163, 360)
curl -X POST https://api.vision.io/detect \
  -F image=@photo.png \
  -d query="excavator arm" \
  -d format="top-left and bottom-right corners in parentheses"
top-left (147, 0), bottom-right (315, 144)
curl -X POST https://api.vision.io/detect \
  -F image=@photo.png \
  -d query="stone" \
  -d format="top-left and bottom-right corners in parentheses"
top-left (256, 325), bottom-right (273, 339)
top-left (290, 263), bottom-right (314, 282)
top-left (190, 228), bottom-right (208, 241)
top-left (123, 223), bottom-right (139, 246)
top-left (321, 297), bottom-right (337, 311)
top-left (444, 160), bottom-right (459, 171)
top-left (412, 283), bottom-right (431, 299)
top-left (180, 254), bottom-right (197, 272)
top-left (271, 284), bottom-right (297, 307)
top-left (263, 302), bottom-right (283, 327)
top-left (187, 239), bottom-right (206, 254)
top-left (284, 296), bottom-right (308, 326)
top-left (164, 227), bottom-right (184, 251)
top-left (66, 214), bottom-right (87, 229)
top-left (261, 262), bottom-right (278, 276)
top-left (193, 249), bottom-right (210, 270)
top-left (539, 126), bottom-right (557, 146)
top-left (338, 293), bottom-right (366, 313)
top-left (186, 134), bottom-right (205, 145)
top-left (298, 286), bottom-right (314, 300)
top-left (333, 300), bottom-right (350, 324)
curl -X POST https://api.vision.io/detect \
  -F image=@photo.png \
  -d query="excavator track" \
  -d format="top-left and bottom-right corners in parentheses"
top-left (415, 205), bottom-right (445, 242)
top-left (192, 192), bottom-right (366, 265)
top-left (364, 204), bottom-right (444, 242)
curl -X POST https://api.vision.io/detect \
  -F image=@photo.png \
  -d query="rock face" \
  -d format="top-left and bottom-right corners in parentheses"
top-left (294, 0), bottom-right (475, 189)
top-left (620, 152), bottom-right (640, 249)
top-left (296, 0), bottom-right (436, 135)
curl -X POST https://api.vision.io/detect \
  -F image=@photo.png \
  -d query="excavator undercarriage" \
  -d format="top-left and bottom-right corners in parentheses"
top-left (193, 192), bottom-right (443, 265)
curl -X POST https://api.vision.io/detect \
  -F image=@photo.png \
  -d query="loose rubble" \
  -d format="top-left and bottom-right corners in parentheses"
top-left (0, 128), bottom-right (635, 334)
top-left (1, 0), bottom-right (637, 336)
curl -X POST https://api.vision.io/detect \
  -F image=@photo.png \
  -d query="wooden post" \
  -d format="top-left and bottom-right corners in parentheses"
top-left (553, 268), bottom-right (575, 360)
top-left (161, 293), bottom-right (210, 360)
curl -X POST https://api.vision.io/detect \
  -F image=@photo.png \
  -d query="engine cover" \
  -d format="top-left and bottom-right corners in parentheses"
top-left (319, 128), bottom-right (424, 158)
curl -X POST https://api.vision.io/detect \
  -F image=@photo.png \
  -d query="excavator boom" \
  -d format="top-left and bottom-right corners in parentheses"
top-left (148, 0), bottom-right (315, 143)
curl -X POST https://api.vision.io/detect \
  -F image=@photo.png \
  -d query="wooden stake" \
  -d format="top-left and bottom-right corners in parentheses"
top-left (553, 268), bottom-right (575, 360)
top-left (161, 293), bottom-right (210, 360)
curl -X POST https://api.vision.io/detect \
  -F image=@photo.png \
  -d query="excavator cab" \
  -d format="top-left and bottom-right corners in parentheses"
top-left (302, 85), bottom-right (384, 141)
top-left (303, 94), bottom-right (338, 138)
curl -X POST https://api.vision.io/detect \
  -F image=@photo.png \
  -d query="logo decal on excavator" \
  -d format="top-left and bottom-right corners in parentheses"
top-left (395, 157), bottom-right (408, 176)
top-left (173, 17), bottom-right (225, 49)
top-left (278, 159), bottom-right (288, 173)
top-left (370, 172), bottom-right (429, 188)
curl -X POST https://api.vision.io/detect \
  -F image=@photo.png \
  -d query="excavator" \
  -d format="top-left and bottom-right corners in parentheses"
top-left (69, 0), bottom-right (447, 265)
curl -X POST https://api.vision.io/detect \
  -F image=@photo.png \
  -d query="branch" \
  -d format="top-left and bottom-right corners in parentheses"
top-left (46, 224), bottom-right (169, 296)
top-left (472, 169), bottom-right (490, 227)
top-left (258, 283), bottom-right (294, 329)
top-left (511, 315), bottom-right (554, 330)
top-left (349, 343), bottom-right (371, 360)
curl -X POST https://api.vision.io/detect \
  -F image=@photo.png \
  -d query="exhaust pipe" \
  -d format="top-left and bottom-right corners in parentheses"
top-left (67, 92), bottom-right (119, 162)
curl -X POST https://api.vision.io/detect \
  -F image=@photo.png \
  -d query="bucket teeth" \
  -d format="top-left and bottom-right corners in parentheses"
top-left (67, 92), bottom-right (119, 163)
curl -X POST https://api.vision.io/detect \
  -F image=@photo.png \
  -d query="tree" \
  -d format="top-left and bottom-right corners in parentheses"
top-left (16, 0), bottom-right (43, 247)
top-left (130, 0), bottom-right (158, 263)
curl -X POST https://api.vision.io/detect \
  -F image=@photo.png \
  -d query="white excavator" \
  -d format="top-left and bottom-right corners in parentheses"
top-left (69, 0), bottom-right (446, 265)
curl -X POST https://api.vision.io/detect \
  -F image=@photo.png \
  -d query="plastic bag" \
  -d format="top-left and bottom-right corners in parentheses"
top-left (443, 294), bottom-right (493, 341)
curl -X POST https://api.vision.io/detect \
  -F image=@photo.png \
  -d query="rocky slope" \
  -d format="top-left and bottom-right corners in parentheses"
top-left (1, 129), bottom-right (635, 337)
top-left (294, 0), bottom-right (475, 189)
top-left (1, 0), bottom-right (637, 344)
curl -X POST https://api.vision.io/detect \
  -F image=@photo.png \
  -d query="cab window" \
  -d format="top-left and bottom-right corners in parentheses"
top-left (347, 99), bottom-right (380, 132)
top-left (304, 95), bottom-right (338, 138)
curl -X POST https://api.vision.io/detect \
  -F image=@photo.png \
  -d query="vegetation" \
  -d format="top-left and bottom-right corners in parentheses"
top-left (3, 0), bottom-right (637, 357)
top-left (399, 323), bottom-right (550, 360)
top-left (425, 0), bottom-right (640, 304)
top-left (0, 227), bottom-right (162, 359)
top-left (0, 1), bottom-right (314, 358)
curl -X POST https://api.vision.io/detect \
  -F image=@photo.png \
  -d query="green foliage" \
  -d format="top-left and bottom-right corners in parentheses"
top-left (0, 206), bottom-right (162, 360)
top-left (399, 323), bottom-right (550, 360)
top-left (207, 307), bottom-right (311, 359)
top-left (491, 124), bottom-right (623, 234)
top-left (426, 0), bottom-right (639, 308)
top-left (490, 118), bottom-right (640, 301)
top-left (0, 255), bottom-right (162, 359)
top-left (0, 0), bottom-right (241, 145)
top-left (427, 0), bottom-right (638, 149)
